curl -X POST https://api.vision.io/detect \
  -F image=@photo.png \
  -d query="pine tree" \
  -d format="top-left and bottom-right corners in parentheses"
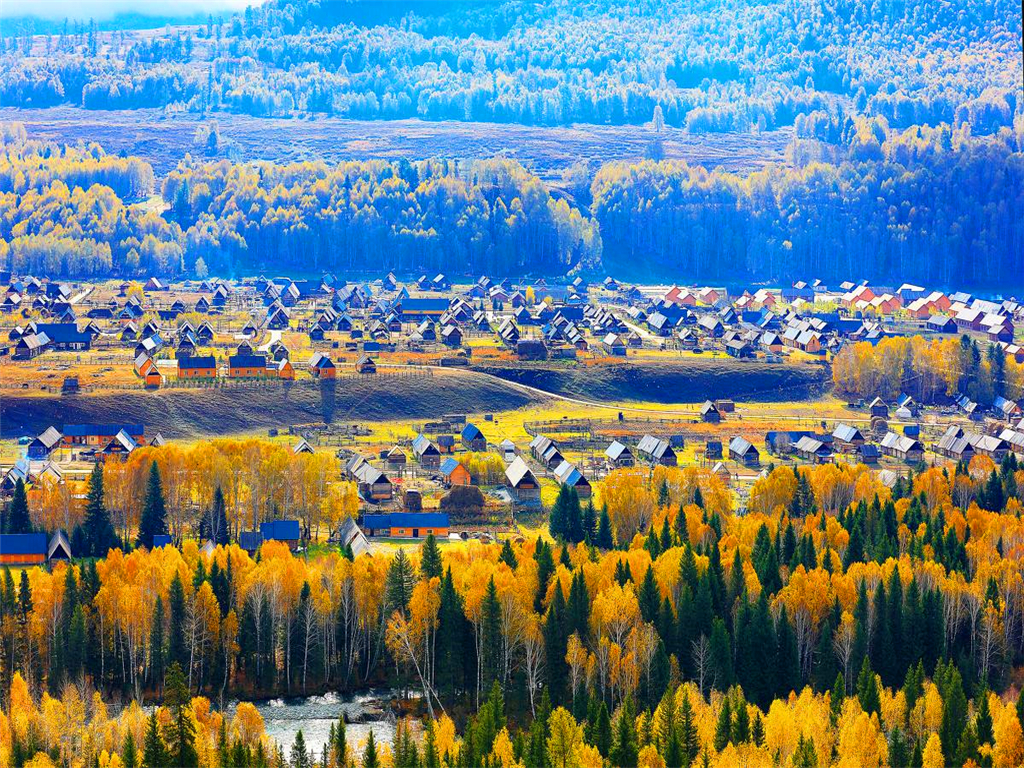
top-left (792, 734), bottom-right (818, 768)
top-left (638, 567), bottom-right (660, 623)
top-left (385, 548), bottom-right (415, 615)
top-left (83, 463), bottom-right (117, 557)
top-left (164, 661), bottom-right (198, 768)
top-left (420, 533), bottom-right (443, 579)
top-left (610, 700), bottom-right (638, 768)
top-left (167, 575), bottom-right (187, 671)
top-left (594, 700), bottom-right (613, 757)
top-left (209, 486), bottom-right (229, 546)
top-left (363, 730), bottom-right (379, 768)
top-left (436, 568), bottom-right (466, 698)
top-left (714, 698), bottom-right (732, 751)
top-left (6, 478), bottom-right (32, 534)
top-left (581, 501), bottom-right (597, 544)
top-left (498, 538), bottom-right (517, 570)
top-left (291, 730), bottom-right (310, 768)
top-left (136, 462), bottom-right (167, 547)
top-left (596, 505), bottom-right (614, 549)
top-left (422, 721), bottom-right (440, 768)
top-left (856, 657), bottom-right (880, 716)
top-left (887, 726), bottom-right (909, 768)
top-left (480, 577), bottom-right (502, 692)
top-left (123, 730), bottom-right (139, 768)
top-left (142, 711), bottom-right (168, 768)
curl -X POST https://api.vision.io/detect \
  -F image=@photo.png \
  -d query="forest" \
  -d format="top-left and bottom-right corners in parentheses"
top-left (2, 441), bottom-right (1024, 767)
top-left (0, 0), bottom-right (1020, 137)
top-left (831, 335), bottom-right (1024, 405)
top-left (2, 124), bottom-right (1022, 285)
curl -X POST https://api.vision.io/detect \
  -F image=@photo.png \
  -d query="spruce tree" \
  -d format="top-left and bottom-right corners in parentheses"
top-left (6, 478), bottom-right (32, 534)
top-left (480, 577), bottom-right (502, 692)
top-left (420, 533), bottom-right (443, 579)
top-left (856, 657), bottom-right (880, 716)
top-left (596, 505), bottom-right (614, 549)
top-left (975, 689), bottom-right (992, 745)
top-left (136, 462), bottom-right (167, 547)
top-left (581, 501), bottom-right (596, 544)
top-left (713, 698), bottom-right (731, 751)
top-left (610, 700), bottom-right (638, 768)
top-left (142, 711), bottom-right (167, 768)
top-left (498, 538), bottom-right (517, 570)
top-left (164, 661), bottom-right (198, 768)
top-left (167, 575), bottom-right (187, 671)
top-left (123, 730), bottom-right (138, 768)
top-left (385, 548), bottom-right (415, 615)
top-left (83, 463), bottom-right (118, 557)
top-left (363, 730), bottom-right (379, 768)
top-left (209, 486), bottom-right (229, 546)
top-left (290, 730), bottom-right (310, 768)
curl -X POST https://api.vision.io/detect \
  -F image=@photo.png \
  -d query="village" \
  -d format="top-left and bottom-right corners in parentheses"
top-left (0, 272), bottom-right (1022, 393)
top-left (2, 265), bottom-right (1023, 570)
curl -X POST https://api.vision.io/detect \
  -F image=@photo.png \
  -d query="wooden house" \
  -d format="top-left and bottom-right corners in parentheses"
top-left (636, 435), bottom-right (676, 466)
top-left (362, 512), bottom-right (449, 539)
top-left (505, 456), bottom-right (541, 502)
top-left (880, 432), bottom-right (924, 463)
top-left (605, 440), bottom-right (635, 468)
top-left (440, 458), bottom-right (472, 487)
top-left (260, 519), bottom-right (301, 550)
top-left (461, 423), bottom-right (487, 451)
top-left (412, 434), bottom-right (442, 468)
top-left (729, 436), bottom-right (761, 466)
top-left (178, 355), bottom-right (218, 380)
top-left (228, 354), bottom-right (268, 378)
top-left (700, 401), bottom-right (721, 423)
top-left (553, 460), bottom-right (591, 499)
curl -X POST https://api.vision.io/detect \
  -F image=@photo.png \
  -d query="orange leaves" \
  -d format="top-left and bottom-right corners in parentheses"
top-left (748, 466), bottom-right (797, 516)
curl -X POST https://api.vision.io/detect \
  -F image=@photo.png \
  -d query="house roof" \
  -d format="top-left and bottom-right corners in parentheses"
top-left (505, 456), bottom-right (537, 486)
top-left (0, 533), bottom-right (48, 555)
top-left (605, 440), bottom-right (632, 460)
top-left (260, 520), bottom-right (301, 541)
top-left (461, 423), bottom-right (484, 442)
top-left (32, 426), bottom-right (63, 450)
top-left (412, 434), bottom-right (439, 456)
top-left (65, 423), bottom-right (143, 437)
top-left (178, 355), bottom-right (217, 369)
top-left (229, 354), bottom-right (267, 368)
top-left (832, 424), bottom-right (863, 442)
top-left (36, 323), bottom-right (89, 344)
top-left (729, 436), bottom-right (758, 456)
top-left (554, 460), bottom-right (589, 487)
top-left (440, 457), bottom-right (465, 476)
top-left (637, 435), bottom-right (673, 459)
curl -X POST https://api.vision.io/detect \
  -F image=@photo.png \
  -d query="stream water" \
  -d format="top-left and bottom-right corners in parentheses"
top-left (231, 691), bottom-right (401, 757)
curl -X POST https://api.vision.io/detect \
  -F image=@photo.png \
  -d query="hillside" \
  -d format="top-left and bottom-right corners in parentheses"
top-left (471, 359), bottom-right (830, 404)
top-left (0, 372), bottom-right (544, 439)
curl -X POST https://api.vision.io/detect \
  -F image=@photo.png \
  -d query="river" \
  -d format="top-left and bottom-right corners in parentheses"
top-left (234, 691), bottom-right (403, 757)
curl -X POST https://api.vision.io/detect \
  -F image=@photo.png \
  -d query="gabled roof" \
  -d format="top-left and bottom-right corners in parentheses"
top-left (461, 423), bottom-right (484, 442)
top-left (505, 456), bottom-right (537, 486)
top-left (729, 436), bottom-right (758, 456)
top-left (605, 440), bottom-right (632, 460)
top-left (412, 434), bottom-right (439, 456)
top-left (440, 457), bottom-right (465, 476)
top-left (832, 424), bottom-right (863, 442)
top-left (32, 426), bottom-right (63, 450)
top-left (554, 460), bottom-right (589, 487)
